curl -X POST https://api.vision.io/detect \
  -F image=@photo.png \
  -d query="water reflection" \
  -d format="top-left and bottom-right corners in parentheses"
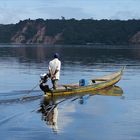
top-left (0, 94), bottom-right (41, 105)
top-left (38, 85), bottom-right (123, 133)
top-left (1, 45), bottom-right (140, 67)
top-left (39, 96), bottom-right (59, 133)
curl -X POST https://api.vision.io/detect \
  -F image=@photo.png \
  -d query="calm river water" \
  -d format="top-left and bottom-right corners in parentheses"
top-left (0, 44), bottom-right (140, 140)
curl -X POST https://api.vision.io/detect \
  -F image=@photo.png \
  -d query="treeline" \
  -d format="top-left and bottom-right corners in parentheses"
top-left (0, 18), bottom-right (140, 44)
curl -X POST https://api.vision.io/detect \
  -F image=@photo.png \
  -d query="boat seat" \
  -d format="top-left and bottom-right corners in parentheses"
top-left (91, 78), bottom-right (107, 83)
top-left (56, 86), bottom-right (66, 90)
top-left (62, 84), bottom-right (79, 89)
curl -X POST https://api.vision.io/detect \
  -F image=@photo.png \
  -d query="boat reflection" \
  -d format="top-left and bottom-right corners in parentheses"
top-left (38, 85), bottom-right (123, 133)
top-left (39, 97), bottom-right (59, 133)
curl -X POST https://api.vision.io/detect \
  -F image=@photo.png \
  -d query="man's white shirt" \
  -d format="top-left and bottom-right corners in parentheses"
top-left (49, 58), bottom-right (61, 80)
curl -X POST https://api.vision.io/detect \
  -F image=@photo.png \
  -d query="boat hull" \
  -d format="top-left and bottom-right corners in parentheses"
top-left (43, 85), bottom-right (123, 101)
top-left (45, 67), bottom-right (124, 96)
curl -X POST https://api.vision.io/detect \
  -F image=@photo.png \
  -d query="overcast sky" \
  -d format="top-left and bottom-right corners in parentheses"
top-left (0, 0), bottom-right (140, 24)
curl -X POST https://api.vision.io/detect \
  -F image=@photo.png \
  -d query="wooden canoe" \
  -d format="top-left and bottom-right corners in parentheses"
top-left (45, 67), bottom-right (125, 96)
top-left (44, 85), bottom-right (123, 101)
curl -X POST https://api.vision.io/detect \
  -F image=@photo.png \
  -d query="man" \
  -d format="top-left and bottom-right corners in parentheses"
top-left (48, 53), bottom-right (61, 90)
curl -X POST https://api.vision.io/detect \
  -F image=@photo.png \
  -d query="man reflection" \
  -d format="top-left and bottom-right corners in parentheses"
top-left (39, 96), bottom-right (58, 133)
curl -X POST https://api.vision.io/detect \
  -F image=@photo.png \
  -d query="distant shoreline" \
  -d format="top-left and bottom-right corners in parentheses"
top-left (0, 43), bottom-right (139, 48)
top-left (0, 19), bottom-right (140, 45)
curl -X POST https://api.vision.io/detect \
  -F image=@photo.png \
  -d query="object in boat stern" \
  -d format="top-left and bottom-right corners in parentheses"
top-left (40, 83), bottom-right (51, 93)
top-left (39, 73), bottom-right (52, 93)
top-left (40, 73), bottom-right (50, 83)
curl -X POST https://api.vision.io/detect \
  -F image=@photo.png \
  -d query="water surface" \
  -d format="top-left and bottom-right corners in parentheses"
top-left (0, 44), bottom-right (140, 140)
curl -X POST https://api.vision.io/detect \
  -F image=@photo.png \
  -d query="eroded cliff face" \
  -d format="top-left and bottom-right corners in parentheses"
top-left (129, 31), bottom-right (140, 44)
top-left (2, 19), bottom-right (140, 45)
top-left (11, 21), bottom-right (63, 44)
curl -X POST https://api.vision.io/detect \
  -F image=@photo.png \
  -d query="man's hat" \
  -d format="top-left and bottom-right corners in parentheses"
top-left (54, 53), bottom-right (59, 58)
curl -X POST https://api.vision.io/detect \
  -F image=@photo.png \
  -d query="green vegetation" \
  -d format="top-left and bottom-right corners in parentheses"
top-left (0, 19), bottom-right (140, 44)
